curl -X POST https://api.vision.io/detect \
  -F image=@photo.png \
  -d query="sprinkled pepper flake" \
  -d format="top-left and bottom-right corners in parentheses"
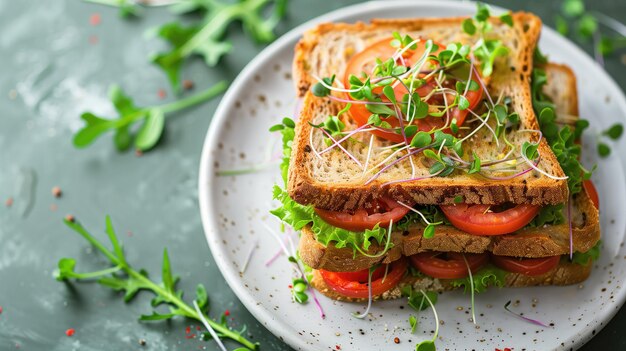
top-left (65, 328), bottom-right (75, 337)
top-left (138, 339), bottom-right (146, 346)
top-left (52, 186), bottom-right (62, 198)
top-left (335, 345), bottom-right (341, 350)
top-left (394, 337), bottom-right (400, 344)
top-left (224, 309), bottom-right (230, 316)
top-left (65, 214), bottom-right (75, 223)
top-left (89, 13), bottom-right (101, 26)
top-left (0, 306), bottom-right (3, 314)
top-left (183, 80), bottom-right (195, 90)
top-left (157, 89), bottom-right (167, 100)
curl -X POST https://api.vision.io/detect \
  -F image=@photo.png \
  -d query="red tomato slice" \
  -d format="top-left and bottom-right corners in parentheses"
top-left (333, 265), bottom-right (386, 283)
top-left (439, 203), bottom-right (540, 236)
top-left (314, 197), bottom-right (410, 231)
top-left (491, 254), bottom-right (560, 276)
top-left (409, 251), bottom-right (489, 279)
top-left (583, 179), bottom-right (599, 210)
top-left (320, 259), bottom-right (408, 298)
top-left (343, 38), bottom-right (483, 143)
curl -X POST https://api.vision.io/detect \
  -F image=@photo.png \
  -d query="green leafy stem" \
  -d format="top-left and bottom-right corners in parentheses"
top-left (74, 81), bottom-right (227, 152)
top-left (152, 0), bottom-right (287, 91)
top-left (55, 216), bottom-right (258, 350)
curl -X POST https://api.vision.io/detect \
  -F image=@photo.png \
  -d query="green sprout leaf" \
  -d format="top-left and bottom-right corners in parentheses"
top-left (410, 131), bottom-right (431, 149)
top-left (409, 315), bottom-right (418, 333)
top-left (499, 13), bottom-right (513, 27)
top-left (312, 75), bottom-right (336, 97)
top-left (598, 142), bottom-right (611, 157)
top-left (416, 340), bottom-right (436, 351)
top-left (423, 224), bottom-right (436, 238)
top-left (468, 152), bottom-right (481, 174)
top-left (462, 18), bottom-right (476, 35)
top-left (562, 0), bottom-right (585, 17)
top-left (577, 14), bottom-right (598, 38)
top-left (603, 123), bottom-right (624, 140)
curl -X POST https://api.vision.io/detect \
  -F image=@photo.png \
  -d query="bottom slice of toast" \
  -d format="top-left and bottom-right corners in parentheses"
top-left (309, 259), bottom-right (592, 303)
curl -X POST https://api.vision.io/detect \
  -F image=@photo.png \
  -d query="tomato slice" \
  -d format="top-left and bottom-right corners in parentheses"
top-left (583, 179), bottom-right (599, 210)
top-left (333, 265), bottom-right (386, 283)
top-left (343, 38), bottom-right (484, 143)
top-left (314, 197), bottom-right (411, 231)
top-left (320, 259), bottom-right (408, 298)
top-left (491, 254), bottom-right (560, 276)
top-left (409, 251), bottom-right (489, 279)
top-left (439, 203), bottom-right (540, 236)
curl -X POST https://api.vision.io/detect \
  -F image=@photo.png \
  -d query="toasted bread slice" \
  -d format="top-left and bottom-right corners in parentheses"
top-left (289, 14), bottom-right (568, 211)
top-left (298, 63), bottom-right (600, 272)
top-left (309, 259), bottom-right (592, 302)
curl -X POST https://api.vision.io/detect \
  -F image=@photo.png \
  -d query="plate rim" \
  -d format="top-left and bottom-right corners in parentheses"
top-left (198, 1), bottom-right (626, 350)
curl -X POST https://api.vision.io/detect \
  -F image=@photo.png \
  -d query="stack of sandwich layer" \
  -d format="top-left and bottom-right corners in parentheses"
top-left (278, 12), bottom-right (600, 302)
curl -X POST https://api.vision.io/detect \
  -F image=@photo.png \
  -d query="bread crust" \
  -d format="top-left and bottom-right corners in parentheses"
top-left (309, 259), bottom-right (592, 303)
top-left (289, 13), bottom-right (569, 210)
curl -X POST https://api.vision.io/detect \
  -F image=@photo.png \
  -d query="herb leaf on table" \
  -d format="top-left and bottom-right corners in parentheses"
top-left (73, 82), bottom-right (227, 152)
top-left (152, 0), bottom-right (288, 92)
top-left (55, 216), bottom-right (258, 350)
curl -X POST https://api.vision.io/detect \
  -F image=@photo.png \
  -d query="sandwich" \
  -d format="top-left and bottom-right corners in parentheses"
top-left (270, 9), bottom-right (600, 303)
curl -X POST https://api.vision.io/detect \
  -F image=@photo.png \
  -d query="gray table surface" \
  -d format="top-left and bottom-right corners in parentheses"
top-left (1, 0), bottom-right (625, 350)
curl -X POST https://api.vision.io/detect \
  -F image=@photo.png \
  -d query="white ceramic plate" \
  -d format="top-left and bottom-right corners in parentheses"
top-left (199, 1), bottom-right (626, 350)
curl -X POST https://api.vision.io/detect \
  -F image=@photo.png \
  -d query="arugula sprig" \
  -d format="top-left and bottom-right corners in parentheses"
top-left (82, 0), bottom-right (141, 17)
top-left (152, 0), bottom-right (288, 92)
top-left (74, 82), bottom-right (226, 152)
top-left (55, 216), bottom-right (258, 350)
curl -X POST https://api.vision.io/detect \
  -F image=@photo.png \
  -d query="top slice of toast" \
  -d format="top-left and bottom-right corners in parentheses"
top-left (298, 62), bottom-right (600, 272)
top-left (289, 13), bottom-right (569, 211)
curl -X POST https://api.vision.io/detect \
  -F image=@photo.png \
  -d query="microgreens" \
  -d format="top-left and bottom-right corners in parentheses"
top-left (151, 0), bottom-right (287, 92)
top-left (557, 0), bottom-right (626, 61)
top-left (409, 315), bottom-right (418, 333)
top-left (312, 75), bottom-right (336, 97)
top-left (291, 278), bottom-right (309, 303)
top-left (531, 63), bottom-right (594, 194)
top-left (391, 32), bottom-right (418, 50)
top-left (462, 3), bottom-right (511, 77)
top-left (352, 265), bottom-right (377, 319)
top-left (414, 290), bottom-right (439, 351)
top-left (74, 82), bottom-right (227, 152)
top-left (55, 216), bottom-right (258, 350)
top-left (504, 300), bottom-right (549, 327)
top-left (401, 286), bottom-right (438, 312)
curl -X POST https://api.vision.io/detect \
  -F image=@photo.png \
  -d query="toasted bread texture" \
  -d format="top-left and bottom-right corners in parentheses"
top-left (309, 259), bottom-right (592, 303)
top-left (289, 14), bottom-right (569, 211)
top-left (298, 63), bottom-right (601, 272)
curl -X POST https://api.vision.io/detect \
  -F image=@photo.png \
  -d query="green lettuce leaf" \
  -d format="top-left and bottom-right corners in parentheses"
top-left (270, 186), bottom-right (387, 253)
top-left (449, 265), bottom-right (507, 293)
top-left (527, 204), bottom-right (565, 227)
top-left (571, 240), bottom-right (601, 265)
